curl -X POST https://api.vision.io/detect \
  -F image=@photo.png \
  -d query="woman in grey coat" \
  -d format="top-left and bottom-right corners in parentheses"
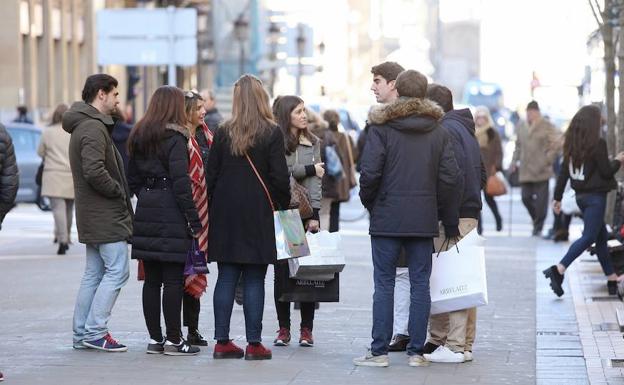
top-left (272, 95), bottom-right (324, 348)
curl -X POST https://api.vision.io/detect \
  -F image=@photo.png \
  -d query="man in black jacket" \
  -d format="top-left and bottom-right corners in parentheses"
top-left (0, 123), bottom-right (19, 228)
top-left (354, 70), bottom-right (461, 367)
top-left (423, 84), bottom-right (484, 363)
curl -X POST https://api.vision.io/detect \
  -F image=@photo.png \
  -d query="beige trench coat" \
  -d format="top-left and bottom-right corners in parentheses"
top-left (37, 123), bottom-right (74, 199)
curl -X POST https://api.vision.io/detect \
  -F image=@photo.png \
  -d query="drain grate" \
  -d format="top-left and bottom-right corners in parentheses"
top-left (536, 331), bottom-right (579, 336)
top-left (610, 359), bottom-right (624, 367)
top-left (592, 322), bottom-right (620, 331)
top-left (586, 296), bottom-right (620, 302)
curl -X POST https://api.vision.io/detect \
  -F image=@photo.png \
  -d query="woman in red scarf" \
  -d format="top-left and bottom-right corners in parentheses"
top-left (182, 91), bottom-right (213, 346)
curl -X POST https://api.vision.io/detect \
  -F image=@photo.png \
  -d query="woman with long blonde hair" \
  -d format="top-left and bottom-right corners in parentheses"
top-left (205, 75), bottom-right (291, 361)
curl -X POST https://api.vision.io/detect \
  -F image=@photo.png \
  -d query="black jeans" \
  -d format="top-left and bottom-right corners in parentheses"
top-left (521, 181), bottom-right (550, 233)
top-left (183, 292), bottom-right (200, 332)
top-left (142, 260), bottom-right (185, 343)
top-left (329, 201), bottom-right (341, 233)
top-left (273, 264), bottom-right (315, 330)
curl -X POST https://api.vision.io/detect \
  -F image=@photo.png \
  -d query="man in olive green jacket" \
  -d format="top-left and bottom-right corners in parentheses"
top-left (62, 74), bottom-right (133, 352)
top-left (511, 101), bottom-right (560, 236)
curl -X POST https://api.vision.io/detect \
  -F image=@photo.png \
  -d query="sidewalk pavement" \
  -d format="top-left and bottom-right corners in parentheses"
top-left (0, 190), bottom-right (588, 385)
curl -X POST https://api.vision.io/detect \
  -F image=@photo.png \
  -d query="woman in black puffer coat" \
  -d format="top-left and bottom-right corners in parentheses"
top-left (127, 86), bottom-right (202, 356)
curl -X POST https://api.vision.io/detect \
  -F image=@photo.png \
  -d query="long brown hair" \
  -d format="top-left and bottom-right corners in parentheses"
top-left (128, 86), bottom-right (187, 156)
top-left (50, 103), bottom-right (68, 126)
top-left (563, 104), bottom-right (602, 168)
top-left (273, 95), bottom-right (315, 155)
top-left (225, 75), bottom-right (275, 156)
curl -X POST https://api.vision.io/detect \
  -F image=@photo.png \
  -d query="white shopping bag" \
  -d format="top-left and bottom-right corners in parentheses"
top-left (288, 231), bottom-right (345, 281)
top-left (430, 229), bottom-right (488, 314)
top-left (561, 182), bottom-right (580, 215)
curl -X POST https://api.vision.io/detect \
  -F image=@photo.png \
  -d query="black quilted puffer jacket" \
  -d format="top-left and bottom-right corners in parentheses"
top-left (0, 123), bottom-right (19, 223)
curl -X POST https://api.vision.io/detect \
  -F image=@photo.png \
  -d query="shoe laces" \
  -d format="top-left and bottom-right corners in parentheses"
top-left (104, 333), bottom-right (119, 346)
top-left (300, 327), bottom-right (312, 340)
top-left (276, 327), bottom-right (290, 339)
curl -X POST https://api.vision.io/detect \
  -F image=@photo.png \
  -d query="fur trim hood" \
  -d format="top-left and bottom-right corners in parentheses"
top-left (165, 123), bottom-right (190, 138)
top-left (368, 97), bottom-right (444, 127)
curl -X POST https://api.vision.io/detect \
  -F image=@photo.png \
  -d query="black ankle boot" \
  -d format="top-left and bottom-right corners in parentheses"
top-left (187, 330), bottom-right (208, 346)
top-left (608, 280), bottom-right (617, 296)
top-left (543, 265), bottom-right (564, 297)
top-left (57, 243), bottom-right (68, 255)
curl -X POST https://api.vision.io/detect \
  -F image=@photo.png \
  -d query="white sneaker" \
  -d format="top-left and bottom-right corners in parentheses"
top-left (464, 351), bottom-right (473, 362)
top-left (353, 351), bottom-right (389, 367)
top-left (408, 354), bottom-right (430, 367)
top-left (423, 345), bottom-right (465, 363)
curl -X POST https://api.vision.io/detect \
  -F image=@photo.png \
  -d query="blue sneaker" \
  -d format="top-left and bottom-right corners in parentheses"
top-left (73, 341), bottom-right (87, 350)
top-left (83, 333), bottom-right (128, 352)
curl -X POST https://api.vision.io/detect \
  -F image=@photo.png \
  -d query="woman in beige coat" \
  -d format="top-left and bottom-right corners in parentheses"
top-left (37, 104), bottom-right (74, 254)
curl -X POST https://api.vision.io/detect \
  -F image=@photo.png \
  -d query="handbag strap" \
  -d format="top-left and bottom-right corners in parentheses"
top-left (245, 153), bottom-right (275, 212)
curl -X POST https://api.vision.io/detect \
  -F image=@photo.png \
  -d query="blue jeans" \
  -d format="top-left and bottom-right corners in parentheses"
top-left (213, 263), bottom-right (268, 343)
top-left (370, 236), bottom-right (433, 356)
top-left (73, 241), bottom-right (129, 343)
top-left (559, 193), bottom-right (614, 276)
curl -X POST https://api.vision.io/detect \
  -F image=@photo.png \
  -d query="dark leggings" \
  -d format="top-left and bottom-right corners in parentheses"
top-left (183, 292), bottom-right (200, 332)
top-left (142, 260), bottom-right (185, 343)
top-left (329, 201), bottom-right (340, 232)
top-left (484, 193), bottom-right (502, 224)
top-left (273, 264), bottom-right (315, 330)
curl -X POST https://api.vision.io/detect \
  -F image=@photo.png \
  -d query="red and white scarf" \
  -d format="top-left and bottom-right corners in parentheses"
top-left (184, 122), bottom-right (213, 298)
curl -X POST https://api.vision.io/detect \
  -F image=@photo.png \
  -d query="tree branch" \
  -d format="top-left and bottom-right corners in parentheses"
top-left (590, 0), bottom-right (604, 26)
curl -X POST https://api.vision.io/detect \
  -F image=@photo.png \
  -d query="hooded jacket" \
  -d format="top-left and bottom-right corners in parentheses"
top-left (359, 97), bottom-right (461, 237)
top-left (440, 108), bottom-right (484, 219)
top-left (62, 102), bottom-right (133, 244)
top-left (0, 123), bottom-right (18, 222)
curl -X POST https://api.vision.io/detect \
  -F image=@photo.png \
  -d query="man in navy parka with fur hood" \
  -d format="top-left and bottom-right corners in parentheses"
top-left (355, 70), bottom-right (461, 367)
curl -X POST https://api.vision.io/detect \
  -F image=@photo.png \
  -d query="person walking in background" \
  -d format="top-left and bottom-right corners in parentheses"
top-left (545, 104), bottom-right (624, 297)
top-left (111, 106), bottom-right (133, 173)
top-left (474, 106), bottom-right (504, 234)
top-left (0, 122), bottom-right (18, 229)
top-left (423, 84), bottom-right (484, 363)
top-left (320, 109), bottom-right (358, 232)
top-left (37, 103), bottom-right (74, 255)
top-left (63, 74), bottom-right (133, 352)
top-left (354, 70), bottom-right (460, 367)
top-left (205, 75), bottom-right (290, 361)
top-left (511, 101), bottom-right (560, 236)
top-left (127, 86), bottom-right (202, 356)
top-left (181, 90), bottom-right (211, 347)
top-left (13, 105), bottom-right (33, 124)
top-left (272, 95), bottom-right (323, 347)
top-left (201, 89), bottom-right (223, 132)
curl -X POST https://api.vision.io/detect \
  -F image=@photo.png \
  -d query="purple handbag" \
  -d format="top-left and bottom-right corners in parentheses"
top-left (184, 239), bottom-right (209, 275)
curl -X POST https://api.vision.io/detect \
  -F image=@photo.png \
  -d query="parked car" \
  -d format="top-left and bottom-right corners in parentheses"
top-left (5, 122), bottom-right (48, 209)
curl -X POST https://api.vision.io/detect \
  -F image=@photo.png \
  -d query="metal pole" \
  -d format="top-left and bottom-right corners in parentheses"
top-left (167, 6), bottom-right (176, 86)
top-left (240, 44), bottom-right (245, 76)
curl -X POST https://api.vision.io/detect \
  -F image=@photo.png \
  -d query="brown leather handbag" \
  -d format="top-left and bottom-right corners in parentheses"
top-left (290, 177), bottom-right (313, 219)
top-left (486, 173), bottom-right (507, 197)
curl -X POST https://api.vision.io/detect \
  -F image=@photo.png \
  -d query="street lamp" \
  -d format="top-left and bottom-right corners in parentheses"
top-left (268, 22), bottom-right (281, 97)
top-left (318, 41), bottom-right (326, 96)
top-left (296, 24), bottom-right (306, 96)
top-left (233, 13), bottom-right (249, 76)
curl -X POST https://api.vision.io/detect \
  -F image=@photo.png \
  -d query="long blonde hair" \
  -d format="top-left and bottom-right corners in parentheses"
top-left (225, 75), bottom-right (275, 156)
top-left (474, 105), bottom-right (495, 130)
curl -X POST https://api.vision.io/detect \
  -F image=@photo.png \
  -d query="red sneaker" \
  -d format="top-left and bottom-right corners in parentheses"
top-left (299, 327), bottom-right (314, 347)
top-left (213, 340), bottom-right (244, 359)
top-left (273, 327), bottom-right (291, 346)
top-left (245, 343), bottom-right (272, 360)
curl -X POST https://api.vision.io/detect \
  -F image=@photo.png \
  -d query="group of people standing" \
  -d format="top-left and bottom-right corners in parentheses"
top-left (60, 72), bottom-right (356, 359)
